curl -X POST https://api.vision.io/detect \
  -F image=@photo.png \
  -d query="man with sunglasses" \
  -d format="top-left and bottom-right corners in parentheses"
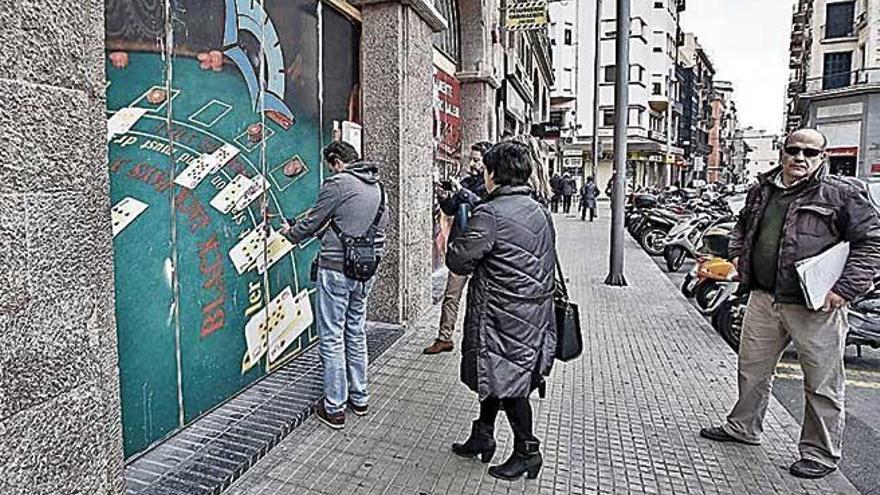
top-left (699, 128), bottom-right (880, 479)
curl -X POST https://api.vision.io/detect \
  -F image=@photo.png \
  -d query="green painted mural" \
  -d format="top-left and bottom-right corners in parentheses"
top-left (105, 0), bottom-right (361, 458)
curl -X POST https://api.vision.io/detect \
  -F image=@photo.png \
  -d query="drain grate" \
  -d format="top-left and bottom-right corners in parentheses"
top-left (124, 322), bottom-right (405, 495)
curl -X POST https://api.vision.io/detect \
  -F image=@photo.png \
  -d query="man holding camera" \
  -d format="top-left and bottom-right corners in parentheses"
top-left (424, 141), bottom-right (492, 354)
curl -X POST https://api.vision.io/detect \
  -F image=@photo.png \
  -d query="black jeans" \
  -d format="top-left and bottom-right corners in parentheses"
top-left (562, 195), bottom-right (573, 214)
top-left (550, 196), bottom-right (560, 213)
top-left (581, 205), bottom-right (596, 221)
top-left (479, 397), bottom-right (536, 443)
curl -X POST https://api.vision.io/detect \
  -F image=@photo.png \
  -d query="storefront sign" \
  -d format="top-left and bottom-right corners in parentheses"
top-left (505, 1), bottom-right (548, 31)
top-left (531, 122), bottom-right (562, 139)
top-left (432, 65), bottom-right (462, 272)
top-left (826, 146), bottom-right (859, 157)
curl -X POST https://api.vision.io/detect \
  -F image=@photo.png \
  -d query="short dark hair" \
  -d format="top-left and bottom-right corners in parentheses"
top-left (471, 141), bottom-right (493, 154)
top-left (323, 141), bottom-right (359, 164)
top-left (482, 141), bottom-right (532, 187)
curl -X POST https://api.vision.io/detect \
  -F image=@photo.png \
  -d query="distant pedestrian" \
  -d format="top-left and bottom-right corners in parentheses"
top-left (699, 129), bottom-right (880, 479)
top-left (579, 176), bottom-right (598, 221)
top-left (550, 173), bottom-right (562, 213)
top-left (281, 141), bottom-right (388, 430)
top-left (423, 141), bottom-right (492, 355)
top-left (446, 141), bottom-right (557, 481)
top-left (561, 173), bottom-right (576, 214)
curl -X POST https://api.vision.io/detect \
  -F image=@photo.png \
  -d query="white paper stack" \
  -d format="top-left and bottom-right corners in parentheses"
top-left (795, 242), bottom-right (850, 310)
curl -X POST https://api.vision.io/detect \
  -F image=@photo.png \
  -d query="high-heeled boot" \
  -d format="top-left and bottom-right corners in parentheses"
top-left (488, 439), bottom-right (542, 480)
top-left (451, 420), bottom-right (496, 463)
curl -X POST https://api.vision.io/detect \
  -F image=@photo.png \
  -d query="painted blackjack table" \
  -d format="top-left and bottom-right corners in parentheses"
top-left (105, 0), bottom-right (360, 457)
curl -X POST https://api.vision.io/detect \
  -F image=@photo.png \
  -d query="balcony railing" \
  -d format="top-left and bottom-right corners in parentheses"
top-left (804, 67), bottom-right (880, 93)
top-left (822, 22), bottom-right (856, 40)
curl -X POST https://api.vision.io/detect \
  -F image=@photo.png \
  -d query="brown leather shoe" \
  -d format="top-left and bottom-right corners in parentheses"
top-left (789, 459), bottom-right (836, 479)
top-left (699, 426), bottom-right (760, 445)
top-left (423, 339), bottom-right (454, 354)
top-left (349, 403), bottom-right (368, 417)
top-left (314, 402), bottom-right (344, 429)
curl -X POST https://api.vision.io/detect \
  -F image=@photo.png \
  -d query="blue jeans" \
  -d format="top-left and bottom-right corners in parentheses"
top-left (316, 268), bottom-right (375, 415)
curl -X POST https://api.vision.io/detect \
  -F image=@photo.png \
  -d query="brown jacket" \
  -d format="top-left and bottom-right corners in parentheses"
top-left (730, 166), bottom-right (880, 304)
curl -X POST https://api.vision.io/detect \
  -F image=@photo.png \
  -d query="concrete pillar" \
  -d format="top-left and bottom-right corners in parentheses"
top-left (352, 0), bottom-right (446, 324)
top-left (457, 0), bottom-right (501, 149)
top-left (0, 1), bottom-right (124, 494)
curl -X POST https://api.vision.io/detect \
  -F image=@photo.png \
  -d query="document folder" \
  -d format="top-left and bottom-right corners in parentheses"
top-left (795, 242), bottom-right (850, 311)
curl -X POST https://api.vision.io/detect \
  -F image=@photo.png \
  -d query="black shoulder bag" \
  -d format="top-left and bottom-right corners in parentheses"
top-left (554, 258), bottom-right (583, 361)
top-left (329, 183), bottom-right (385, 282)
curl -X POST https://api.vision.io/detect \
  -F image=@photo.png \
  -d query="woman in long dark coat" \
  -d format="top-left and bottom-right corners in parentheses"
top-left (446, 141), bottom-right (557, 481)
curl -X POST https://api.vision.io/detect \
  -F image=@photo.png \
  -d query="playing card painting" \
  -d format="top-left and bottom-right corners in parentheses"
top-left (105, 0), bottom-right (362, 456)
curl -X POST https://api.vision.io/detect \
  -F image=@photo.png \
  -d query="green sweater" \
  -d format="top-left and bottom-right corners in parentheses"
top-left (751, 185), bottom-right (799, 291)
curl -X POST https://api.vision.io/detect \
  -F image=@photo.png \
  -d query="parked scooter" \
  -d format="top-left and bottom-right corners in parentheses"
top-left (692, 257), bottom-right (738, 316)
top-left (713, 280), bottom-right (880, 354)
top-left (664, 218), bottom-right (734, 272)
top-left (711, 288), bottom-right (749, 350)
top-left (846, 279), bottom-right (880, 355)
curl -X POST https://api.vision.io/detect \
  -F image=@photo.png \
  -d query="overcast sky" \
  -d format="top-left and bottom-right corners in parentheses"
top-left (680, 0), bottom-right (793, 134)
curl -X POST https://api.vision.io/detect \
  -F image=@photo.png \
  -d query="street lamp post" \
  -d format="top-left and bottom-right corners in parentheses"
top-left (590, 0), bottom-right (602, 180)
top-left (605, 0), bottom-right (629, 286)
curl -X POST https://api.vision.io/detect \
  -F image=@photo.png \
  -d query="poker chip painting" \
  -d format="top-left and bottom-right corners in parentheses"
top-left (105, 0), bottom-right (362, 457)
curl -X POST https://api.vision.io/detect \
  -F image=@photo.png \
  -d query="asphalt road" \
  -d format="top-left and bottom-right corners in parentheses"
top-left (655, 257), bottom-right (880, 495)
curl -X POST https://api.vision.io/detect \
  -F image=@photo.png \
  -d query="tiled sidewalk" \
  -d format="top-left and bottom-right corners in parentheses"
top-left (227, 211), bottom-right (858, 495)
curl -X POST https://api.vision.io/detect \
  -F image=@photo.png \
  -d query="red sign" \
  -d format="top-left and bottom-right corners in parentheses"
top-left (826, 146), bottom-right (859, 157)
top-left (433, 67), bottom-right (462, 170)
top-left (871, 163), bottom-right (880, 175)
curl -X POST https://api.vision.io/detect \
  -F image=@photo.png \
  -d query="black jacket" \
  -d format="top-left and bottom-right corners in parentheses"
top-left (730, 166), bottom-right (880, 303)
top-left (561, 177), bottom-right (577, 196)
top-left (439, 173), bottom-right (485, 242)
top-left (446, 185), bottom-right (557, 399)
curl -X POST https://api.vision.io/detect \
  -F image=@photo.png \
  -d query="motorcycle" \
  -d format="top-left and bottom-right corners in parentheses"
top-left (712, 288), bottom-right (749, 350)
top-left (663, 216), bottom-right (734, 272)
top-left (713, 281), bottom-right (880, 354)
top-left (692, 257), bottom-right (738, 316)
top-left (845, 280), bottom-right (880, 355)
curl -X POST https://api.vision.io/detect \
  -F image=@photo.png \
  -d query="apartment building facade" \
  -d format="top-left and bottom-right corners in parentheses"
top-left (676, 32), bottom-right (715, 184)
top-left (548, 0), bottom-right (686, 193)
top-left (788, 0), bottom-right (880, 180)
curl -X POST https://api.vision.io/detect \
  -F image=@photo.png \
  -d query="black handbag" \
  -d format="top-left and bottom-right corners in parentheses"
top-left (554, 258), bottom-right (583, 361)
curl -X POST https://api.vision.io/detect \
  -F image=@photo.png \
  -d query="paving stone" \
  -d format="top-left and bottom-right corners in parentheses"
top-left (227, 208), bottom-right (859, 495)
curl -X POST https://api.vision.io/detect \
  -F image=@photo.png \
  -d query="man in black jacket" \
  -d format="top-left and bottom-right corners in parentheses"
top-left (424, 141), bottom-right (492, 354)
top-left (699, 129), bottom-right (880, 479)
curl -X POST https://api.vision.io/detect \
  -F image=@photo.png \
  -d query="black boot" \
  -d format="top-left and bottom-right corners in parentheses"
top-left (488, 439), bottom-right (542, 480)
top-left (452, 420), bottom-right (496, 463)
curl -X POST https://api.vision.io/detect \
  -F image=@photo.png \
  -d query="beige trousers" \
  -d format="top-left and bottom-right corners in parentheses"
top-left (438, 272), bottom-right (469, 341)
top-left (723, 290), bottom-right (848, 467)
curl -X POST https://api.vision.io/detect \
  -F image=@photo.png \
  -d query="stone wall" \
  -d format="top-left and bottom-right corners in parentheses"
top-left (358, 0), bottom-right (440, 324)
top-left (0, 1), bottom-right (124, 494)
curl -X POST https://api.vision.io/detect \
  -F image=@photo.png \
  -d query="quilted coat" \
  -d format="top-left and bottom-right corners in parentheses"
top-left (446, 185), bottom-right (557, 399)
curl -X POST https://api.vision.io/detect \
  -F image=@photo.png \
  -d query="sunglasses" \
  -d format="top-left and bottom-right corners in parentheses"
top-left (784, 146), bottom-right (823, 158)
